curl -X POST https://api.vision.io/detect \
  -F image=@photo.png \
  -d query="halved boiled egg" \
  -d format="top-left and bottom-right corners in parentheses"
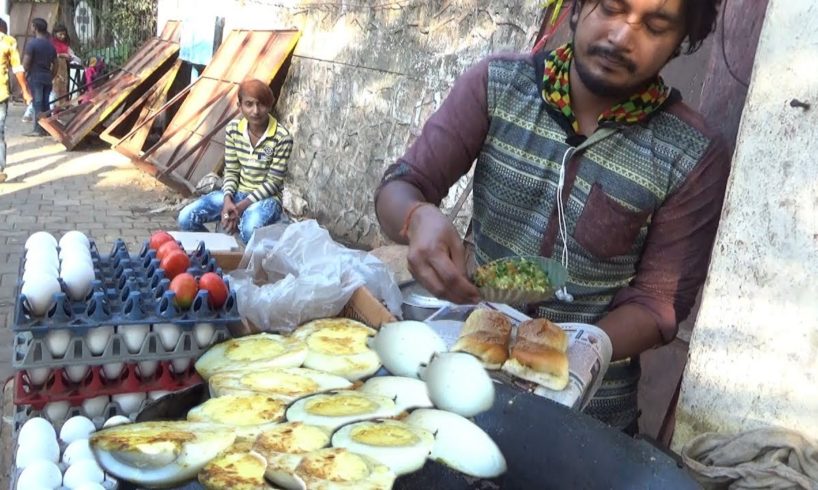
top-left (370, 320), bottom-right (446, 378)
top-left (89, 421), bottom-right (236, 488)
top-left (252, 422), bottom-right (332, 489)
top-left (285, 390), bottom-right (399, 431)
top-left (198, 441), bottom-right (274, 490)
top-left (293, 448), bottom-right (396, 490)
top-left (420, 352), bottom-right (495, 417)
top-left (404, 408), bottom-right (506, 478)
top-left (187, 394), bottom-right (286, 438)
top-left (332, 419), bottom-right (433, 476)
top-left (359, 376), bottom-right (433, 412)
top-left (195, 333), bottom-right (308, 380)
top-left (208, 367), bottom-right (352, 402)
top-left (292, 318), bottom-right (381, 381)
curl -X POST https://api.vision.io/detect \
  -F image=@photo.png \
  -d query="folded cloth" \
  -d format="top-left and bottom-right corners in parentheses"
top-left (682, 427), bottom-right (818, 489)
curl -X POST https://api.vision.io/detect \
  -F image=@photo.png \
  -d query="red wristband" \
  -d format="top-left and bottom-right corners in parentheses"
top-left (399, 202), bottom-right (434, 240)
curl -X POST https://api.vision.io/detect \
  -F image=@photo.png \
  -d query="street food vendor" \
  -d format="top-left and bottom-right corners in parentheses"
top-left (178, 79), bottom-right (292, 244)
top-left (375, 0), bottom-right (729, 433)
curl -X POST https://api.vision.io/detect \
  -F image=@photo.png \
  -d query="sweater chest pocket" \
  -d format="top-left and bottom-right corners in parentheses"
top-left (574, 183), bottom-right (651, 259)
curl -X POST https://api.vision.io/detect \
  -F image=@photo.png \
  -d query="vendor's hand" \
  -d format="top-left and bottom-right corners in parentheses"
top-left (235, 199), bottom-right (252, 218)
top-left (221, 198), bottom-right (239, 233)
top-left (406, 205), bottom-right (481, 305)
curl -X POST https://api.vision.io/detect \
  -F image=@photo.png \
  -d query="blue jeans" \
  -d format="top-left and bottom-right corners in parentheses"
top-left (30, 81), bottom-right (52, 135)
top-left (0, 100), bottom-right (7, 171)
top-left (177, 191), bottom-right (282, 244)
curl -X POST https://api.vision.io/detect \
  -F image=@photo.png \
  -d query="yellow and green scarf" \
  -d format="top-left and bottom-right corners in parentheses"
top-left (542, 44), bottom-right (671, 133)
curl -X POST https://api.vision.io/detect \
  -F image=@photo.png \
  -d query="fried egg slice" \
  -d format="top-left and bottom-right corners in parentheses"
top-left (195, 333), bottom-right (308, 380)
top-left (208, 367), bottom-right (353, 401)
top-left (253, 422), bottom-right (332, 490)
top-left (292, 319), bottom-right (381, 381)
top-left (285, 390), bottom-right (399, 431)
top-left (331, 419), bottom-right (433, 476)
top-left (294, 448), bottom-right (396, 490)
top-left (187, 394), bottom-right (286, 439)
top-left (198, 441), bottom-right (274, 490)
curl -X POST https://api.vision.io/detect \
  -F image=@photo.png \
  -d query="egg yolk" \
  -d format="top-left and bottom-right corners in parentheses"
top-left (225, 337), bottom-right (286, 361)
top-left (243, 371), bottom-right (319, 395)
top-left (305, 395), bottom-right (377, 416)
top-left (350, 424), bottom-right (420, 447)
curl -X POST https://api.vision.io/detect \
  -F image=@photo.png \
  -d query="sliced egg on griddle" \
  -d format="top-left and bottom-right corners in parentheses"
top-left (198, 441), bottom-right (274, 490)
top-left (294, 447), bottom-right (396, 490)
top-left (89, 421), bottom-right (236, 488)
top-left (404, 408), bottom-right (507, 478)
top-left (359, 376), bottom-right (433, 412)
top-left (187, 394), bottom-right (286, 438)
top-left (332, 419), bottom-right (434, 476)
top-left (209, 367), bottom-right (353, 401)
top-left (252, 422), bottom-right (332, 490)
top-left (195, 333), bottom-right (308, 380)
top-left (292, 318), bottom-right (381, 380)
top-left (286, 390), bottom-right (399, 431)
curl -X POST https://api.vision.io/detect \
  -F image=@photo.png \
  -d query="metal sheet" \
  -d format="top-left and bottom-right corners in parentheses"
top-left (129, 29), bottom-right (300, 194)
top-left (38, 21), bottom-right (182, 150)
top-left (99, 59), bottom-right (182, 154)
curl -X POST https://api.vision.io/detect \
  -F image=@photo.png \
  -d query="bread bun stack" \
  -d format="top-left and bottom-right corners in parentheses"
top-left (451, 309), bottom-right (512, 370)
top-left (502, 318), bottom-right (569, 391)
top-left (452, 310), bottom-right (570, 391)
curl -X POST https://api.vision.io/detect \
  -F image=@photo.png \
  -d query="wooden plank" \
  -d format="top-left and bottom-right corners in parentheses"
top-left (0, 380), bottom-right (16, 490)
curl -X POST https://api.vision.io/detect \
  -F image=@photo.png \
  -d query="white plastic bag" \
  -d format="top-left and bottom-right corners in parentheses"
top-left (228, 220), bottom-right (402, 332)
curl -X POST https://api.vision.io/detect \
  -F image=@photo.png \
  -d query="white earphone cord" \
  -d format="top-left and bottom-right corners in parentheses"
top-left (555, 148), bottom-right (574, 303)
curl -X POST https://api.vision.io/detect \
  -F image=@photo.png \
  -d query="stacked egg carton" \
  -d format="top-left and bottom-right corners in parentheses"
top-left (11, 232), bottom-right (242, 433)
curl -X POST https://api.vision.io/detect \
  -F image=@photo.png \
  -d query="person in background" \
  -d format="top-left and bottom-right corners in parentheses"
top-left (375, 0), bottom-right (729, 433)
top-left (51, 24), bottom-right (79, 110)
top-left (178, 79), bottom-right (292, 244)
top-left (0, 18), bottom-right (33, 183)
top-left (22, 17), bottom-right (56, 137)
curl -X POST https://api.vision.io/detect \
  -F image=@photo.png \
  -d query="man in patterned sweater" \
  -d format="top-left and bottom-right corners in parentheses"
top-left (376, 0), bottom-right (729, 432)
top-left (179, 79), bottom-right (292, 244)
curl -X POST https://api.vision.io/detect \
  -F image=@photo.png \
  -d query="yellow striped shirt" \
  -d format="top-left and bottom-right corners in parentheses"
top-left (222, 115), bottom-right (293, 203)
top-left (0, 34), bottom-right (25, 103)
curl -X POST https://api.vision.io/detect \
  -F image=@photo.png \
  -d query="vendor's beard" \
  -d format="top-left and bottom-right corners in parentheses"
top-left (572, 46), bottom-right (647, 100)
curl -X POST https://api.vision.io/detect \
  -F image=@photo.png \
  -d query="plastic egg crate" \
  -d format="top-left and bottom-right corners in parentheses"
top-left (13, 360), bottom-right (203, 411)
top-left (13, 239), bottom-right (234, 332)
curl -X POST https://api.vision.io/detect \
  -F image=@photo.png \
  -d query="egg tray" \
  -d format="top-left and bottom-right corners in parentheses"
top-left (13, 360), bottom-right (204, 411)
top-left (12, 322), bottom-right (231, 371)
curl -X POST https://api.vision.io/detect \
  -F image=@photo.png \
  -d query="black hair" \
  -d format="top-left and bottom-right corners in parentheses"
top-left (32, 17), bottom-right (48, 34)
top-left (570, 0), bottom-right (721, 55)
top-left (0, 19), bottom-right (7, 35)
top-left (54, 24), bottom-right (68, 35)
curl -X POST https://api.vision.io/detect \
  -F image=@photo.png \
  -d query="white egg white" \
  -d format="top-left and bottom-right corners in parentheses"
top-left (370, 321), bottom-right (447, 378)
top-left (285, 390), bottom-right (399, 431)
top-left (404, 408), bottom-right (507, 478)
top-left (359, 376), bottom-right (433, 412)
top-left (195, 333), bottom-right (308, 381)
top-left (331, 419), bottom-right (434, 476)
top-left (421, 352), bottom-right (495, 417)
top-left (293, 319), bottom-right (381, 381)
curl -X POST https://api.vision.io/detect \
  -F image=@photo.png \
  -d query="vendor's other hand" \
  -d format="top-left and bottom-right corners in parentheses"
top-left (406, 205), bottom-right (481, 305)
top-left (221, 198), bottom-right (239, 233)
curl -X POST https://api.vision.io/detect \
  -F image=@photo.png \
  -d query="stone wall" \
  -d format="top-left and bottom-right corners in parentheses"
top-left (160, 0), bottom-right (543, 246)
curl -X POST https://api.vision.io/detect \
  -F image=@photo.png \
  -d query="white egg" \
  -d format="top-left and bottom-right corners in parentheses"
top-left (112, 392), bottom-right (146, 414)
top-left (102, 362), bottom-right (124, 380)
top-left (23, 256), bottom-right (59, 276)
top-left (137, 360), bottom-right (158, 379)
top-left (359, 376), bottom-right (434, 412)
top-left (60, 416), bottom-right (97, 444)
top-left (120, 324), bottom-right (149, 354)
top-left (59, 244), bottom-right (93, 265)
top-left (44, 328), bottom-right (72, 358)
top-left (148, 390), bottom-right (170, 401)
top-left (82, 396), bottom-right (109, 418)
top-left (63, 439), bottom-right (95, 465)
top-left (371, 320), bottom-right (447, 378)
top-left (60, 263), bottom-right (96, 301)
top-left (44, 401), bottom-right (71, 423)
top-left (25, 231), bottom-right (58, 250)
top-left (26, 243), bottom-right (60, 269)
top-left (19, 417), bottom-right (57, 442)
top-left (102, 415), bottom-right (131, 428)
top-left (22, 273), bottom-right (62, 317)
top-left (193, 323), bottom-right (215, 347)
top-left (156, 323), bottom-right (181, 351)
top-left (15, 436), bottom-right (60, 467)
top-left (66, 365), bottom-right (90, 383)
top-left (15, 460), bottom-right (62, 489)
top-left (171, 357), bottom-right (191, 375)
top-left (64, 459), bottom-right (106, 488)
top-left (85, 326), bottom-right (113, 355)
top-left (22, 266), bottom-right (59, 286)
top-left (74, 483), bottom-right (106, 490)
top-left (405, 408), bottom-right (507, 478)
top-left (60, 230), bottom-right (91, 250)
top-left (420, 352), bottom-right (495, 417)
top-left (27, 367), bottom-right (51, 386)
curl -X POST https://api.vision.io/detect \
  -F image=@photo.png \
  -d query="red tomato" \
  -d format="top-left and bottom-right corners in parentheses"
top-left (156, 240), bottom-right (181, 261)
top-left (169, 273), bottom-right (198, 309)
top-left (198, 272), bottom-right (229, 309)
top-left (160, 250), bottom-right (190, 280)
top-left (149, 231), bottom-right (176, 251)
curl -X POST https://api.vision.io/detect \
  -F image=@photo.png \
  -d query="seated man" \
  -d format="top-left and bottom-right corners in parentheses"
top-left (178, 79), bottom-right (293, 243)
